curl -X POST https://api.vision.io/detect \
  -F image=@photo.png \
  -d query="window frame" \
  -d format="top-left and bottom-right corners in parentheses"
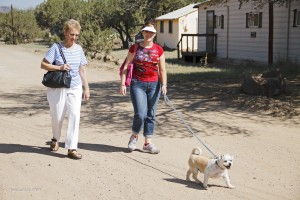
top-left (160, 21), bottom-right (164, 33)
top-left (248, 12), bottom-right (259, 27)
top-left (295, 10), bottom-right (300, 26)
top-left (168, 20), bottom-right (173, 33)
top-left (297, 10), bottom-right (300, 26)
top-left (214, 15), bottom-right (224, 29)
top-left (246, 12), bottom-right (262, 28)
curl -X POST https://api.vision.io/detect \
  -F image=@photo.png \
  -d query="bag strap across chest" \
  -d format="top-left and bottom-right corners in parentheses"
top-left (55, 42), bottom-right (67, 64)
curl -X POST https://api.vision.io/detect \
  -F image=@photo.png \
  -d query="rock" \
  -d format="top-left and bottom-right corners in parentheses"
top-left (103, 54), bottom-right (114, 62)
top-left (241, 69), bottom-right (286, 97)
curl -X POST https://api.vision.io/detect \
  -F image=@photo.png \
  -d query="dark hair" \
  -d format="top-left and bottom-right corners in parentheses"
top-left (144, 19), bottom-right (155, 27)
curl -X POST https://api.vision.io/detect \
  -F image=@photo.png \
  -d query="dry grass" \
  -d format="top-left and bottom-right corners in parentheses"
top-left (92, 47), bottom-right (300, 119)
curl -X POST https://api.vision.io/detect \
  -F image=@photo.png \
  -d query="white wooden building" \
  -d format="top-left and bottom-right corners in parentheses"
top-left (194, 0), bottom-right (300, 64)
top-left (155, 4), bottom-right (198, 50)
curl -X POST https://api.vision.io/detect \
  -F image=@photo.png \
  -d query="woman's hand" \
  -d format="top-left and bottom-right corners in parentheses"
top-left (79, 65), bottom-right (90, 101)
top-left (41, 58), bottom-right (70, 71)
top-left (120, 85), bottom-right (127, 95)
top-left (161, 84), bottom-right (167, 96)
top-left (83, 88), bottom-right (90, 101)
top-left (59, 64), bottom-right (70, 71)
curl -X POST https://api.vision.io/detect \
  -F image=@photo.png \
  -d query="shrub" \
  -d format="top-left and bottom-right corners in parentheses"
top-left (0, 9), bottom-right (42, 44)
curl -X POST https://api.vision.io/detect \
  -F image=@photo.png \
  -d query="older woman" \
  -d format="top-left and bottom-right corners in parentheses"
top-left (41, 19), bottom-right (90, 159)
top-left (120, 22), bottom-right (167, 154)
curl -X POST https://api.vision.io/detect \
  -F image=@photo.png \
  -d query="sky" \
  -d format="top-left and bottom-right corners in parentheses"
top-left (0, 0), bottom-right (45, 9)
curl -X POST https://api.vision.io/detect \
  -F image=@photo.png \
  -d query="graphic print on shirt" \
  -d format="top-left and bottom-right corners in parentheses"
top-left (133, 46), bottom-right (160, 81)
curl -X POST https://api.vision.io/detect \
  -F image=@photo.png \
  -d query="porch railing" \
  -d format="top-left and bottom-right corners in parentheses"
top-left (177, 34), bottom-right (218, 60)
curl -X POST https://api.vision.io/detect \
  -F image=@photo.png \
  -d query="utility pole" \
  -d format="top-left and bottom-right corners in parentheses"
top-left (268, 1), bottom-right (274, 66)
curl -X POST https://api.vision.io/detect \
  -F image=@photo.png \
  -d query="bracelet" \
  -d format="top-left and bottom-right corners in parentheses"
top-left (162, 84), bottom-right (167, 87)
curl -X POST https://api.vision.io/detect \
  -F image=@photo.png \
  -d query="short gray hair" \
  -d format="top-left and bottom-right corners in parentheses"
top-left (63, 19), bottom-right (81, 33)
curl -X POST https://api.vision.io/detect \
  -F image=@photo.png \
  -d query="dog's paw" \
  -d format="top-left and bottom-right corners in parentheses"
top-left (228, 185), bottom-right (235, 189)
top-left (202, 184), bottom-right (208, 189)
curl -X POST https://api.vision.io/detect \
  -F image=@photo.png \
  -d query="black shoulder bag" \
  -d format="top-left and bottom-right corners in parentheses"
top-left (42, 42), bottom-right (72, 88)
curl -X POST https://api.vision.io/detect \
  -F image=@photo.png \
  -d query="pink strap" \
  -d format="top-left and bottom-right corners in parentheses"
top-left (130, 44), bottom-right (138, 63)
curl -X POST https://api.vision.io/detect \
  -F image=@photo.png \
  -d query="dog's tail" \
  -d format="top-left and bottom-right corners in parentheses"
top-left (191, 147), bottom-right (202, 155)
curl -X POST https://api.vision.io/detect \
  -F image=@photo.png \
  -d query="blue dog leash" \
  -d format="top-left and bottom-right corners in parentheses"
top-left (163, 95), bottom-right (218, 158)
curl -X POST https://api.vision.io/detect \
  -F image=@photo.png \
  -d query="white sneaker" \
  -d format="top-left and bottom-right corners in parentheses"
top-left (143, 143), bottom-right (160, 154)
top-left (128, 135), bottom-right (138, 151)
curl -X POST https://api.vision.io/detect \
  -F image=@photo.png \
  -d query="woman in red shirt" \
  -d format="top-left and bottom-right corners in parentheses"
top-left (120, 23), bottom-right (167, 154)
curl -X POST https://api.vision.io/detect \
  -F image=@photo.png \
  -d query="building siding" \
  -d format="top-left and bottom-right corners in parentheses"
top-left (196, 0), bottom-right (300, 64)
top-left (227, 2), bottom-right (269, 62)
top-left (156, 20), bottom-right (179, 49)
top-left (156, 10), bottom-right (198, 49)
top-left (272, 2), bottom-right (300, 63)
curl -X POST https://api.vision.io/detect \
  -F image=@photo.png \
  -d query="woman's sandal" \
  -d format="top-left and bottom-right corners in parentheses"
top-left (50, 138), bottom-right (59, 151)
top-left (67, 149), bottom-right (82, 160)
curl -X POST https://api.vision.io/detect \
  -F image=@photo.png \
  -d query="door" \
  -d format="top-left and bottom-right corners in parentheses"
top-left (206, 10), bottom-right (214, 53)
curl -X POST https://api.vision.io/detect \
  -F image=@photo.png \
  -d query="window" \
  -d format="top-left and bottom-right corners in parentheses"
top-left (248, 13), bottom-right (259, 27)
top-left (214, 15), bottom-right (224, 29)
top-left (298, 10), bottom-right (300, 26)
top-left (160, 21), bottom-right (164, 33)
top-left (293, 9), bottom-right (300, 27)
top-left (246, 12), bottom-right (262, 28)
top-left (168, 20), bottom-right (173, 33)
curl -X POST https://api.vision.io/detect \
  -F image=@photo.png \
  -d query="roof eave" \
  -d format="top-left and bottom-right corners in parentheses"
top-left (193, 0), bottom-right (210, 8)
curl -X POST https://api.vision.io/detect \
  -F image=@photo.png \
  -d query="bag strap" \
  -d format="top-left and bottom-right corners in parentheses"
top-left (130, 44), bottom-right (138, 63)
top-left (55, 42), bottom-right (67, 64)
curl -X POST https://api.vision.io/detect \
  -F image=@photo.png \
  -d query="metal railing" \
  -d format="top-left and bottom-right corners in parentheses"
top-left (177, 34), bottom-right (217, 59)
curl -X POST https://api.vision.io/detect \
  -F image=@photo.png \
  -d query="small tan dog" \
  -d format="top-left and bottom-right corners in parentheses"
top-left (186, 147), bottom-right (235, 189)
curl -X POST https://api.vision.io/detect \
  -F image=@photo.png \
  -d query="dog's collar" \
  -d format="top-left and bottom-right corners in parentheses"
top-left (215, 160), bottom-right (223, 169)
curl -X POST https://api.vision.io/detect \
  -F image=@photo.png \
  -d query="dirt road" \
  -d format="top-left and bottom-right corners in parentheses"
top-left (0, 44), bottom-right (299, 200)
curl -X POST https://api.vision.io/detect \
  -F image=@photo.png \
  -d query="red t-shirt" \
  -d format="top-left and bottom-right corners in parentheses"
top-left (129, 43), bottom-right (164, 82)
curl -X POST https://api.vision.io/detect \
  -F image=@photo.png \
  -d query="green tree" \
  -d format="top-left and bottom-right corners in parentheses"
top-left (91, 0), bottom-right (197, 49)
top-left (0, 8), bottom-right (42, 44)
top-left (33, 0), bottom-right (199, 51)
top-left (35, 0), bottom-right (116, 56)
top-left (89, 0), bottom-right (141, 49)
top-left (80, 22), bottom-right (116, 58)
top-left (35, 0), bottom-right (87, 37)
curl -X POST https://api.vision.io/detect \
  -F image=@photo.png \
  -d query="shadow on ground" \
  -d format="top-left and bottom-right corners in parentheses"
top-left (1, 78), bottom-right (299, 140)
top-left (0, 143), bottom-right (65, 158)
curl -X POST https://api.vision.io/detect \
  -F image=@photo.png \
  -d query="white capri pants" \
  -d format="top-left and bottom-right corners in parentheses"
top-left (47, 85), bottom-right (83, 150)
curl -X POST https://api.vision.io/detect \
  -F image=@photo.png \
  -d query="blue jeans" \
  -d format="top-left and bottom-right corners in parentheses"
top-left (130, 78), bottom-right (161, 138)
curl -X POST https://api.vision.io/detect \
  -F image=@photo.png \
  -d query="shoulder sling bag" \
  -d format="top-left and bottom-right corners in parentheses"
top-left (42, 42), bottom-right (72, 88)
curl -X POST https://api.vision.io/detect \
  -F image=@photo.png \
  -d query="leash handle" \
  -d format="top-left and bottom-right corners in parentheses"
top-left (163, 95), bottom-right (218, 158)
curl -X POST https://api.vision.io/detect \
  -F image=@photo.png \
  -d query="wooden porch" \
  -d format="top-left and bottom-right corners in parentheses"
top-left (177, 34), bottom-right (218, 64)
